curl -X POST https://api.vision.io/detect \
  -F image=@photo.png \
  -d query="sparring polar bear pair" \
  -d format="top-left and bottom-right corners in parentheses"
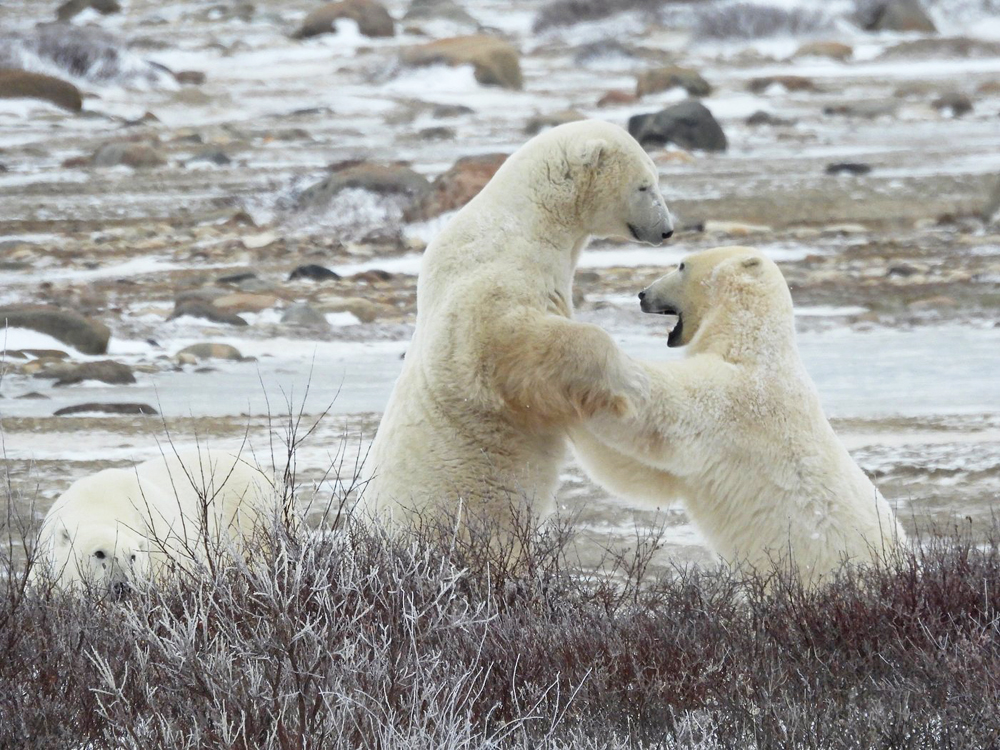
top-left (572, 246), bottom-right (904, 584)
top-left (33, 449), bottom-right (278, 593)
top-left (362, 120), bottom-right (673, 539)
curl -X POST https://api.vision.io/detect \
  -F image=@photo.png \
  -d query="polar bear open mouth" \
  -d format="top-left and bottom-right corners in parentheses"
top-left (640, 302), bottom-right (683, 346)
top-left (627, 223), bottom-right (641, 241)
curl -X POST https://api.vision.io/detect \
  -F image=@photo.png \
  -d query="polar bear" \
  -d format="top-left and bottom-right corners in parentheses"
top-left (572, 246), bottom-right (904, 586)
top-left (362, 120), bottom-right (673, 542)
top-left (32, 448), bottom-right (278, 593)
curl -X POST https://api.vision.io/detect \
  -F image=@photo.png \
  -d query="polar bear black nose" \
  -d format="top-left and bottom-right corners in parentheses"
top-left (638, 290), bottom-right (646, 300)
top-left (662, 230), bottom-right (673, 239)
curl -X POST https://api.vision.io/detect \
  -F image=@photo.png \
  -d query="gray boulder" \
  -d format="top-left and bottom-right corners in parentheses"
top-left (628, 100), bottom-right (727, 152)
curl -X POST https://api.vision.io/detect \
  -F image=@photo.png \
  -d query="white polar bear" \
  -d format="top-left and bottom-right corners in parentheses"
top-left (572, 246), bottom-right (904, 586)
top-left (362, 120), bottom-right (673, 540)
top-left (32, 448), bottom-right (278, 593)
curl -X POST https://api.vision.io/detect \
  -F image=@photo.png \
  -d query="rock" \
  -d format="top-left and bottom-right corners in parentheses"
top-left (211, 293), bottom-right (278, 314)
top-left (524, 110), bottom-right (585, 135)
top-left (597, 89), bottom-right (638, 108)
top-left (35, 360), bottom-right (135, 386)
top-left (417, 126), bottom-right (455, 141)
top-left (880, 37), bottom-right (1000, 59)
top-left (572, 40), bottom-right (641, 68)
top-left (704, 221), bottom-right (771, 236)
top-left (175, 343), bottom-right (244, 361)
top-left (9, 348), bottom-right (69, 359)
top-left (747, 75), bottom-right (816, 93)
top-left (293, 0), bottom-right (395, 39)
top-left (793, 41), bottom-right (853, 61)
top-left (91, 142), bottom-right (166, 169)
top-left (17, 392), bottom-right (49, 400)
top-left (932, 92), bottom-right (973, 117)
top-left (823, 101), bottom-right (897, 119)
top-left (862, 0), bottom-right (936, 33)
top-left (628, 100), bottom-right (727, 153)
top-left (54, 402), bottom-right (158, 416)
top-left (0, 308), bottom-right (110, 354)
top-left (296, 162), bottom-right (430, 211)
top-left (400, 35), bottom-right (522, 90)
top-left (887, 261), bottom-right (930, 277)
top-left (317, 297), bottom-right (393, 323)
top-left (289, 264), bottom-right (341, 281)
top-left (403, 0), bottom-right (479, 29)
top-left (189, 148), bottom-right (231, 165)
top-left (431, 103), bottom-right (474, 118)
top-left (351, 269), bottom-right (393, 283)
top-left (169, 300), bottom-right (248, 326)
top-left (174, 70), bottom-right (207, 84)
top-left (908, 295), bottom-right (956, 311)
top-left (976, 81), bottom-right (1000, 96)
top-left (746, 110), bottom-right (794, 126)
top-left (56, 0), bottom-right (120, 20)
top-left (0, 70), bottom-right (82, 112)
top-left (982, 177), bottom-right (1000, 224)
top-left (217, 271), bottom-right (258, 285)
top-left (281, 304), bottom-right (331, 328)
top-left (406, 152), bottom-right (508, 220)
top-left (826, 162), bottom-right (873, 176)
top-left (636, 66), bottom-right (711, 98)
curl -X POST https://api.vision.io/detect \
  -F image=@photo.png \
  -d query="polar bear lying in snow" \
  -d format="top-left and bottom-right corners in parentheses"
top-left (32, 448), bottom-right (278, 593)
top-left (572, 246), bottom-right (904, 585)
top-left (362, 120), bottom-right (673, 541)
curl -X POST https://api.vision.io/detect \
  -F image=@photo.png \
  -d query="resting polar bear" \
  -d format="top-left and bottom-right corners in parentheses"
top-left (33, 449), bottom-right (277, 592)
top-left (573, 246), bottom-right (904, 585)
top-left (363, 120), bottom-right (673, 539)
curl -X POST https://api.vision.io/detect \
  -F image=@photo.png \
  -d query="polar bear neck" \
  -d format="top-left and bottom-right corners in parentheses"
top-left (691, 296), bottom-right (798, 367)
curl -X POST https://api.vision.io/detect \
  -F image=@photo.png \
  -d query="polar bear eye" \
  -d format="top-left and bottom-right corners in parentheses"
top-left (130, 554), bottom-right (137, 562)
top-left (94, 550), bottom-right (106, 560)
top-left (678, 262), bottom-right (685, 271)
top-left (638, 185), bottom-right (648, 192)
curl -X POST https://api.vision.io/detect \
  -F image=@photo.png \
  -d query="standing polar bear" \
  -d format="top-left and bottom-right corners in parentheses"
top-left (363, 120), bottom-right (673, 540)
top-left (572, 246), bottom-right (904, 586)
top-left (33, 449), bottom-right (278, 593)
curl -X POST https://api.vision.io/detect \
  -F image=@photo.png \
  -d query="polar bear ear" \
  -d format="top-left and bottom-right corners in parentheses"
top-left (571, 138), bottom-right (607, 169)
top-left (741, 257), bottom-right (762, 270)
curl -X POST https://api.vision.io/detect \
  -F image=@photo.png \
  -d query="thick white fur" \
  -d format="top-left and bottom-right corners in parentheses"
top-left (33, 449), bottom-right (277, 591)
top-left (572, 246), bottom-right (904, 585)
top-left (362, 120), bottom-right (672, 538)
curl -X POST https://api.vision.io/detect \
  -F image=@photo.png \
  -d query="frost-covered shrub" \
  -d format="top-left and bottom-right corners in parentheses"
top-left (694, 2), bottom-right (832, 39)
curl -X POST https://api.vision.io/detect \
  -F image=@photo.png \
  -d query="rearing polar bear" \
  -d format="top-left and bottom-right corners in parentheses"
top-left (363, 120), bottom-right (673, 539)
top-left (572, 246), bottom-right (904, 585)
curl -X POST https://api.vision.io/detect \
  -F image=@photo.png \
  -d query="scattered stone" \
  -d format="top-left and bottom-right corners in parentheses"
top-left (91, 141), bottom-right (166, 169)
top-left (175, 343), bottom-right (244, 361)
top-left (317, 297), bottom-right (390, 323)
top-left (628, 100), bottom-right (727, 153)
top-left (402, 0), bottom-right (480, 29)
top-left (908, 295), bottom-right (957, 311)
top-left (296, 162), bottom-right (430, 211)
top-left (746, 110), bottom-right (794, 126)
top-left (747, 75), bottom-right (817, 93)
top-left (8, 348), bottom-right (70, 359)
top-left (281, 304), bottom-right (331, 329)
top-left (880, 37), bottom-right (1000, 59)
top-left (0, 308), bottom-right (110, 354)
top-left (174, 70), bottom-right (207, 84)
top-left (636, 66), bottom-right (711, 98)
top-left (431, 103), bottom-right (474, 118)
top-left (597, 89), bottom-right (638, 108)
top-left (241, 231), bottom-right (280, 250)
top-left (406, 152), bottom-right (508, 220)
top-left (704, 221), bottom-right (772, 236)
top-left (982, 177), bottom-right (1000, 224)
top-left (651, 150), bottom-right (696, 165)
top-left (35, 360), bottom-right (135, 387)
top-left (0, 70), bottom-right (82, 112)
top-left (351, 269), bottom-right (393, 283)
top-left (821, 223), bottom-right (868, 235)
top-left (289, 264), bottom-right (341, 281)
top-left (823, 101), bottom-right (897, 119)
top-left (56, 0), bottom-right (120, 21)
top-left (217, 271), bottom-right (258, 285)
top-left (861, 0), bottom-right (937, 33)
top-left (400, 35), bottom-right (523, 90)
top-left (55, 402), bottom-right (158, 416)
top-left (887, 261), bottom-right (930, 277)
top-left (212, 293), bottom-right (278, 314)
top-left (932, 92), bottom-right (973, 117)
top-left (976, 81), bottom-right (1000, 96)
top-left (169, 300), bottom-right (248, 326)
top-left (524, 110), bottom-right (585, 135)
top-left (294, 0), bottom-right (395, 39)
top-left (573, 40), bottom-right (641, 68)
top-left (188, 148), bottom-right (231, 165)
top-left (417, 126), bottom-right (455, 140)
top-left (793, 41), bottom-right (853, 61)
top-left (826, 162), bottom-right (873, 176)
top-left (17, 392), bottom-right (49, 400)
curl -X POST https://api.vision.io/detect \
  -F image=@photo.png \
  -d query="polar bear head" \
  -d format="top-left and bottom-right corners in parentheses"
top-left (638, 246), bottom-right (794, 352)
top-left (35, 469), bottom-right (153, 595)
top-left (504, 120), bottom-right (674, 245)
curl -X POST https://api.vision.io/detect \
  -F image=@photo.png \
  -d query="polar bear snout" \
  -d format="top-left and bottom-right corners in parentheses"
top-left (626, 190), bottom-right (674, 246)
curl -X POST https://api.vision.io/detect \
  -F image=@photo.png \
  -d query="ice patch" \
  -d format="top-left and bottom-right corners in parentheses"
top-left (0, 328), bottom-right (79, 354)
